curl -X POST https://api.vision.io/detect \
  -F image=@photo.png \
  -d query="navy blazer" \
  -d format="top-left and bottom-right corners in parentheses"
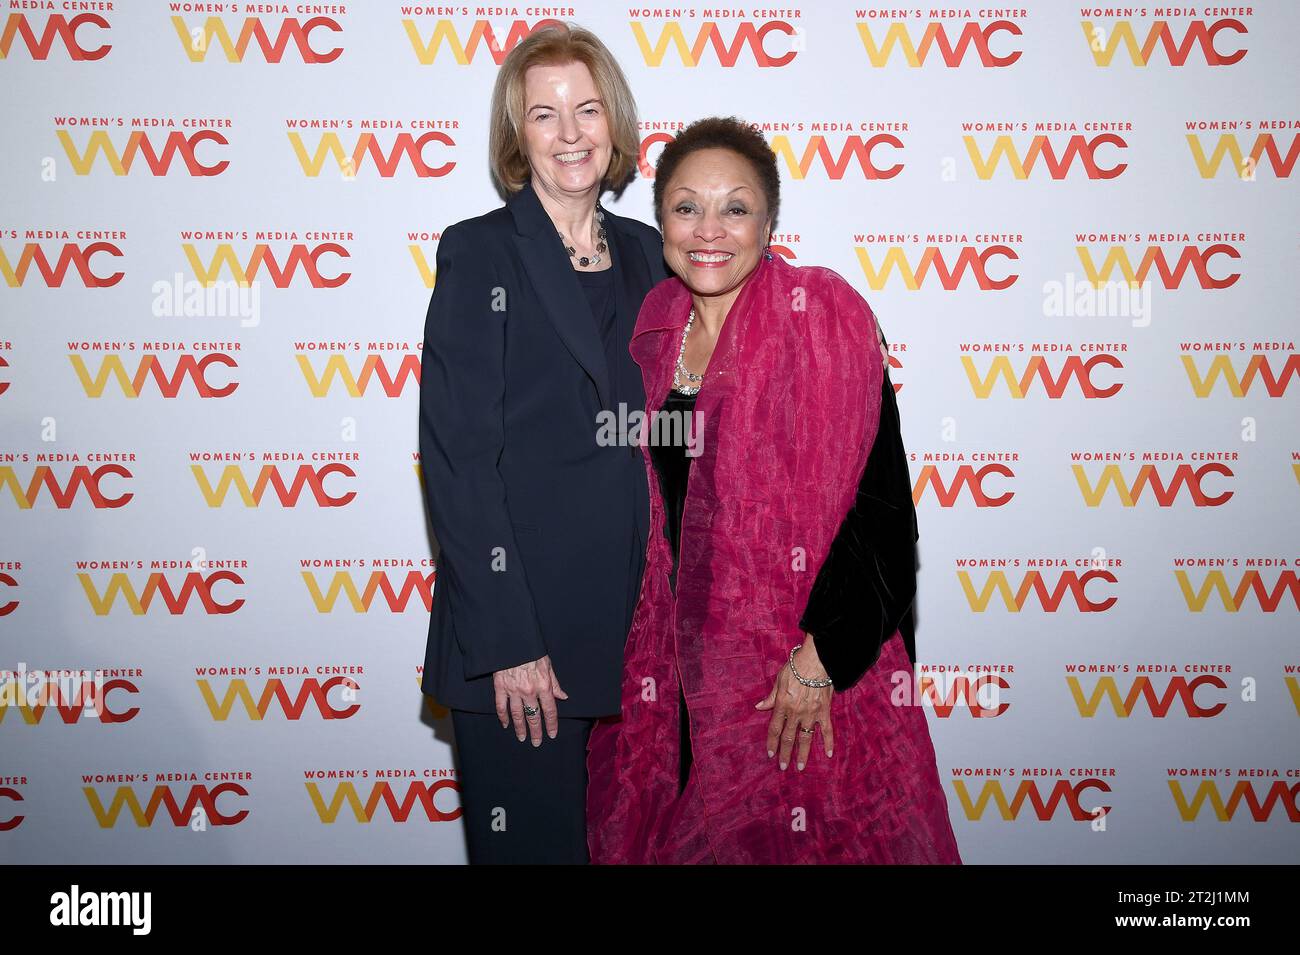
top-left (419, 181), bottom-right (668, 718)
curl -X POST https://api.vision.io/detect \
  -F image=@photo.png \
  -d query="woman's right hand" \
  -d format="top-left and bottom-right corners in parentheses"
top-left (492, 655), bottom-right (568, 746)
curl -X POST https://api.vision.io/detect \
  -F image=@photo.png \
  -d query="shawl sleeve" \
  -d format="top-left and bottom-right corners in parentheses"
top-left (797, 306), bottom-right (921, 692)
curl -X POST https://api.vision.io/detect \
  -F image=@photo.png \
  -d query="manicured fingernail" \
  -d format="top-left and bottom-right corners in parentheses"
top-left (767, 749), bottom-right (775, 758)
top-left (516, 734), bottom-right (525, 742)
top-left (549, 730), bottom-right (557, 739)
top-left (532, 739), bottom-right (540, 748)
top-left (779, 761), bottom-right (787, 770)
top-left (797, 762), bottom-right (805, 771)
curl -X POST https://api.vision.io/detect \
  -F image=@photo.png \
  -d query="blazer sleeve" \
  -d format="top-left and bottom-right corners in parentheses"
top-left (798, 326), bottom-right (920, 692)
top-left (419, 223), bottom-right (549, 678)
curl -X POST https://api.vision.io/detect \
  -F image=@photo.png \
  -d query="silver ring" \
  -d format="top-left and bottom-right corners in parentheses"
top-left (522, 704), bottom-right (539, 718)
top-left (800, 727), bottom-right (814, 735)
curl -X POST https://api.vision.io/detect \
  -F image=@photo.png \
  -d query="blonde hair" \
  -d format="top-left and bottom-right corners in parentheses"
top-left (488, 22), bottom-right (640, 195)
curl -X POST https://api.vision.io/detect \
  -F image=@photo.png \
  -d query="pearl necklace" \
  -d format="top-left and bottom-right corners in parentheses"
top-left (673, 307), bottom-right (703, 395)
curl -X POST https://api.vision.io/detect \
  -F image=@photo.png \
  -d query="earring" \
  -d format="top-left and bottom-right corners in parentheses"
top-left (763, 246), bottom-right (774, 261)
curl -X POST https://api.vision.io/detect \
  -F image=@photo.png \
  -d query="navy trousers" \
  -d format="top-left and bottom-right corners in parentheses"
top-left (450, 709), bottom-right (596, 864)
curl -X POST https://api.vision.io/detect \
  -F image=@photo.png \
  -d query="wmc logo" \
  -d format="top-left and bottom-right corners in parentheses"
top-left (958, 569), bottom-right (1117, 612)
top-left (953, 778), bottom-right (1111, 821)
top-left (169, 16), bottom-right (343, 63)
top-left (0, 13), bottom-right (110, 60)
top-left (1180, 354), bottom-right (1300, 397)
top-left (1168, 780), bottom-right (1300, 821)
top-left (84, 782), bottom-right (248, 827)
top-left (1081, 18), bottom-right (1247, 66)
top-left (1075, 243), bottom-right (1241, 289)
top-left (913, 464), bottom-right (1015, 507)
top-left (55, 129), bottom-right (229, 176)
top-left (305, 779), bottom-right (461, 822)
top-left (78, 571), bottom-right (244, 615)
top-left (195, 677), bottom-right (360, 720)
top-left (961, 355), bottom-right (1124, 398)
top-left (771, 134), bottom-right (902, 179)
top-left (1185, 132), bottom-right (1298, 178)
top-left (287, 131), bottom-right (455, 178)
top-left (182, 242), bottom-right (350, 288)
top-left (855, 244), bottom-right (1016, 290)
top-left (190, 464), bottom-right (357, 507)
top-left (0, 679), bottom-right (140, 725)
top-left (916, 676), bottom-right (1010, 718)
top-left (1175, 570), bottom-right (1300, 612)
top-left (856, 20), bottom-right (1023, 66)
top-left (1071, 463), bottom-right (1234, 506)
top-left (1066, 676), bottom-right (1229, 717)
top-left (0, 242), bottom-right (124, 287)
top-left (404, 18), bottom-right (562, 64)
top-left (964, 133), bottom-right (1127, 179)
top-left (0, 465), bottom-right (133, 509)
top-left (630, 20), bottom-right (798, 66)
top-left (296, 354), bottom-right (421, 397)
top-left (68, 353), bottom-right (239, 398)
top-left (301, 570), bottom-right (435, 613)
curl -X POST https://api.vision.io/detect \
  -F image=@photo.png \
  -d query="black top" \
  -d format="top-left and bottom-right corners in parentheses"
top-left (647, 358), bottom-right (920, 791)
top-left (647, 387), bottom-right (700, 791)
top-left (575, 265), bottom-right (620, 407)
top-left (576, 263), bottom-right (644, 638)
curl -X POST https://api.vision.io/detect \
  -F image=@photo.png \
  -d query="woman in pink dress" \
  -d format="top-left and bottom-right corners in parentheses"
top-left (586, 117), bottom-right (963, 864)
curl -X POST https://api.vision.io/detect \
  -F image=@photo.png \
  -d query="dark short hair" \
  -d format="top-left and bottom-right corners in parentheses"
top-left (652, 116), bottom-right (779, 233)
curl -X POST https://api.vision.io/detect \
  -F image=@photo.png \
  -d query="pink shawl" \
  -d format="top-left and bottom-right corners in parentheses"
top-left (586, 252), bottom-right (962, 864)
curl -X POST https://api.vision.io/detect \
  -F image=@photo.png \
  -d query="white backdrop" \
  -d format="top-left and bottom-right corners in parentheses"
top-left (2, 2), bottom-right (1297, 864)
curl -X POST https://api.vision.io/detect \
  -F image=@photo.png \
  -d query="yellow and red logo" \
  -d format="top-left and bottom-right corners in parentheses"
top-left (1, 462), bottom-right (133, 509)
top-left (1, 241), bottom-right (124, 287)
top-left (953, 776), bottom-right (1111, 821)
top-left (1067, 674), bottom-right (1228, 717)
top-left (170, 15), bottom-right (343, 63)
top-left (302, 568), bottom-right (435, 613)
top-left (856, 18), bottom-right (1022, 66)
top-left (85, 780), bottom-right (248, 828)
top-left (1082, 18), bottom-right (1247, 66)
top-left (911, 458), bottom-right (1016, 507)
top-left (0, 13), bottom-right (110, 60)
top-left (79, 570), bottom-right (244, 615)
top-left (629, 20), bottom-right (799, 67)
top-left (191, 460), bottom-right (357, 507)
top-left (404, 18), bottom-right (561, 65)
top-left (306, 774), bottom-right (461, 823)
top-left (183, 239), bottom-right (350, 288)
top-left (196, 676), bottom-right (360, 721)
top-left (57, 127), bottom-right (229, 176)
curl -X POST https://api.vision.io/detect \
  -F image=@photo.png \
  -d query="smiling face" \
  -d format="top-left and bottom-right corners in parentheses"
top-left (659, 147), bottom-right (772, 305)
top-left (520, 59), bottom-right (612, 202)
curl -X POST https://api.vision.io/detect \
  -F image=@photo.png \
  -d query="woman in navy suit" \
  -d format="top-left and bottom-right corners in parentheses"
top-left (417, 23), bottom-right (666, 863)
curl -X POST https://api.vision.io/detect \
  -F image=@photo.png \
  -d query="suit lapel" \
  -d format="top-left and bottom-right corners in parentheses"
top-left (608, 221), bottom-right (649, 371)
top-left (509, 182), bottom-right (612, 409)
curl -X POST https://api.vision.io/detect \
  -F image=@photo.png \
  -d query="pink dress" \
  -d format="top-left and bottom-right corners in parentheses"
top-left (586, 252), bottom-right (963, 864)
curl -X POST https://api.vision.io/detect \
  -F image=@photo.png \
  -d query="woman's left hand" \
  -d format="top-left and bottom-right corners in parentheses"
top-left (756, 635), bottom-right (834, 771)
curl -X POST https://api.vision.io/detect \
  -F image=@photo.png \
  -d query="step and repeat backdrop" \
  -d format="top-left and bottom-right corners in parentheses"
top-left (2, 2), bottom-right (1297, 864)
